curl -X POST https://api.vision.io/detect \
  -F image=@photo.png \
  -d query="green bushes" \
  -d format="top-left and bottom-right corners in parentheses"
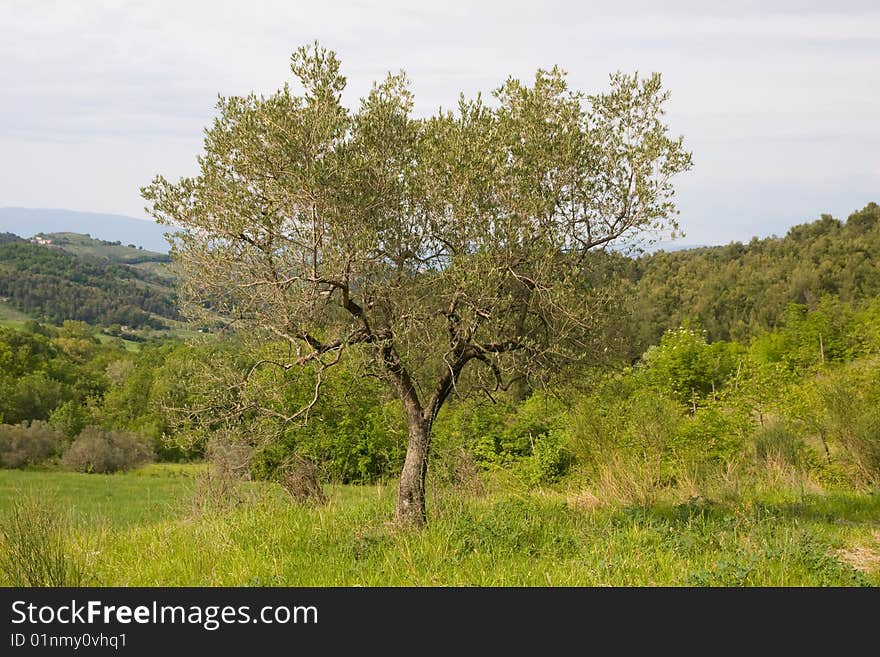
top-left (672, 405), bottom-right (745, 466)
top-left (2, 293), bottom-right (880, 494)
top-left (429, 392), bottom-right (574, 488)
top-left (433, 392), bottom-right (567, 470)
top-left (61, 427), bottom-right (155, 473)
top-left (641, 326), bottom-right (742, 404)
top-left (0, 421), bottom-right (63, 468)
top-left (568, 387), bottom-right (682, 473)
top-left (424, 323), bottom-right (880, 496)
top-left (48, 400), bottom-right (89, 439)
top-left (0, 422), bottom-right (155, 474)
top-left (816, 367), bottom-right (880, 485)
top-left (625, 393), bottom-right (683, 482)
top-left (250, 396), bottom-right (406, 485)
top-left (751, 422), bottom-right (805, 469)
top-left (525, 429), bottom-right (572, 485)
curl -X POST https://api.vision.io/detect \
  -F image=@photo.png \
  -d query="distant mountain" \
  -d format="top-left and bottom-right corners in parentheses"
top-left (0, 208), bottom-right (170, 253)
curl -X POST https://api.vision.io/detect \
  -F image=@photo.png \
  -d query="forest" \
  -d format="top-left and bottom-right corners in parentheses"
top-left (1, 202), bottom-right (878, 485)
top-left (0, 233), bottom-right (176, 327)
top-left (626, 202), bottom-right (880, 349)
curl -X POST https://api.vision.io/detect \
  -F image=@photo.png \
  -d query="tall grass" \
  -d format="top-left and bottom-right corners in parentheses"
top-left (0, 493), bottom-right (85, 586)
top-left (0, 467), bottom-right (877, 586)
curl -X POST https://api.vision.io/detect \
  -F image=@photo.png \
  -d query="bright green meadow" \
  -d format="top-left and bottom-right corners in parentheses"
top-left (1, 464), bottom-right (877, 586)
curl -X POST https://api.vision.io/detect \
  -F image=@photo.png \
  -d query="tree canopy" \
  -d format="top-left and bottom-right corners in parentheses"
top-left (143, 42), bottom-right (692, 525)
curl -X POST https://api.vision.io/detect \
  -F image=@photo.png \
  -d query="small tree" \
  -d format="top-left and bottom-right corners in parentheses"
top-left (642, 327), bottom-right (742, 407)
top-left (143, 43), bottom-right (691, 526)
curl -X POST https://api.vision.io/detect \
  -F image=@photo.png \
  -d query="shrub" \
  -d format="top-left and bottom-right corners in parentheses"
top-left (845, 408), bottom-right (880, 485)
top-left (819, 371), bottom-right (880, 484)
top-left (278, 455), bottom-right (327, 506)
top-left (432, 398), bottom-right (514, 468)
top-left (751, 422), bottom-right (804, 469)
top-left (249, 396), bottom-right (406, 485)
top-left (566, 392), bottom-right (626, 472)
top-left (434, 392), bottom-right (567, 471)
top-left (584, 453), bottom-right (663, 507)
top-left (641, 327), bottom-right (742, 404)
top-left (0, 494), bottom-right (84, 586)
top-left (190, 434), bottom-right (258, 515)
top-left (624, 393), bottom-right (683, 486)
top-left (504, 393), bottom-right (567, 458)
top-left (428, 442), bottom-right (485, 497)
top-left (191, 469), bottom-right (251, 515)
top-left (526, 429), bottom-right (572, 485)
top-left (0, 421), bottom-right (62, 468)
top-left (48, 400), bottom-right (89, 440)
top-left (671, 404), bottom-right (745, 467)
top-left (61, 427), bottom-right (154, 473)
top-left (206, 434), bottom-right (253, 481)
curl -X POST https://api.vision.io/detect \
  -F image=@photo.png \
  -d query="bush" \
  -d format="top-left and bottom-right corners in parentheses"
top-left (641, 327), bottom-right (741, 404)
top-left (433, 392), bottom-right (567, 471)
top-left (0, 421), bottom-right (62, 468)
top-left (279, 455), bottom-right (328, 506)
top-left (566, 390), bottom-right (627, 472)
top-left (48, 400), bottom-right (89, 440)
top-left (624, 393), bottom-right (683, 486)
top-left (526, 429), bottom-right (572, 485)
top-left (428, 442), bottom-right (485, 497)
top-left (589, 453), bottom-right (662, 507)
top-left (846, 408), bottom-right (880, 485)
top-left (819, 370), bottom-right (880, 484)
top-left (0, 494), bottom-right (84, 586)
top-left (61, 427), bottom-right (154, 473)
top-left (751, 422), bottom-right (805, 469)
top-left (671, 404), bottom-right (745, 467)
top-left (206, 434), bottom-right (253, 481)
top-left (191, 469), bottom-right (251, 515)
top-left (250, 398), bottom-right (405, 485)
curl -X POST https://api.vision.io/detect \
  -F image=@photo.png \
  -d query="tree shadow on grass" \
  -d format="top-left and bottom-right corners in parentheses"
top-left (612, 490), bottom-right (880, 529)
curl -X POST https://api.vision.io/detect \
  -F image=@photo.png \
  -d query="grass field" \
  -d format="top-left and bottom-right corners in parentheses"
top-left (1, 464), bottom-right (878, 586)
top-left (0, 464), bottom-right (202, 528)
top-left (43, 232), bottom-right (170, 266)
top-left (94, 332), bottom-right (143, 352)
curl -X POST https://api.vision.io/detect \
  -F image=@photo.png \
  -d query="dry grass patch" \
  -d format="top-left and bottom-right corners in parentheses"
top-left (835, 531), bottom-right (880, 575)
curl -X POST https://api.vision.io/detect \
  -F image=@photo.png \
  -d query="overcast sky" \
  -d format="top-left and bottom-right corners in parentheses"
top-left (2, 0), bottom-right (878, 245)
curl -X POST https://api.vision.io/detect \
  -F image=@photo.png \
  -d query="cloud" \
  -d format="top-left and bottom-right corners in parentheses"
top-left (1, 0), bottom-right (878, 239)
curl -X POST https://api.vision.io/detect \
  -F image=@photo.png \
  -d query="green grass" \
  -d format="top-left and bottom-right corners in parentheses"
top-left (94, 332), bottom-right (143, 352)
top-left (0, 320), bottom-right (29, 330)
top-left (1, 465), bottom-right (878, 586)
top-left (131, 260), bottom-right (174, 280)
top-left (0, 464), bottom-right (202, 529)
top-left (43, 232), bottom-right (170, 266)
top-left (0, 318), bottom-right (164, 351)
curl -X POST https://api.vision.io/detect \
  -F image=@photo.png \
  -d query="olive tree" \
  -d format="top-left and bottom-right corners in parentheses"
top-left (143, 43), bottom-right (691, 526)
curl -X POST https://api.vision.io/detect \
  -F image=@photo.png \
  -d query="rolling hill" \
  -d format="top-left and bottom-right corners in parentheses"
top-left (0, 208), bottom-right (171, 253)
top-left (37, 232), bottom-right (175, 282)
top-left (0, 232), bottom-right (177, 328)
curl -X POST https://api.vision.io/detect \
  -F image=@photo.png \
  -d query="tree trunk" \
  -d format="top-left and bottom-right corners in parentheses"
top-left (396, 415), bottom-right (432, 528)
